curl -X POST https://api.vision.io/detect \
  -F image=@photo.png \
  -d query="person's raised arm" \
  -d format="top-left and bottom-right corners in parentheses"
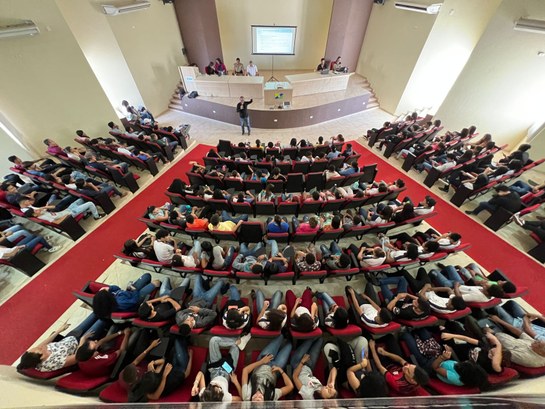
top-left (386, 293), bottom-right (405, 311)
top-left (522, 315), bottom-right (538, 339)
top-left (291, 298), bottom-right (302, 318)
top-left (191, 371), bottom-right (205, 397)
top-left (347, 287), bottom-right (364, 317)
top-left (441, 332), bottom-right (478, 345)
top-left (242, 354), bottom-right (272, 385)
top-left (368, 339), bottom-right (387, 375)
top-left (184, 349), bottom-right (193, 379)
top-left (147, 363), bottom-right (172, 400)
top-left (96, 329), bottom-right (124, 348)
top-left (272, 365), bottom-right (294, 397)
top-left (485, 332), bottom-right (503, 372)
top-left (230, 372), bottom-right (242, 400)
top-left (132, 338), bottom-right (161, 366)
top-left (164, 296), bottom-right (182, 312)
top-left (256, 300), bottom-right (269, 322)
top-left (293, 354), bottom-right (310, 391)
top-left (311, 302), bottom-right (318, 319)
top-left (431, 346), bottom-right (452, 377)
top-left (37, 322), bottom-right (70, 348)
top-left (376, 345), bottom-right (407, 367)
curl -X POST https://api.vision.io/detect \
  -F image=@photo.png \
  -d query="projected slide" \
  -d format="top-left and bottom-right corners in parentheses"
top-left (252, 25), bottom-right (297, 55)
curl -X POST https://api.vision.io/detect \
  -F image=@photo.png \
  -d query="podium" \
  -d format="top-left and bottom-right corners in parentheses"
top-left (264, 82), bottom-right (293, 107)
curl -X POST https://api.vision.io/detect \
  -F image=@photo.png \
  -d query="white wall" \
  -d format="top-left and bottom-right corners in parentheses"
top-left (396, 0), bottom-right (501, 115)
top-left (215, 0), bottom-right (333, 71)
top-left (435, 0), bottom-right (545, 148)
top-left (355, 2), bottom-right (436, 114)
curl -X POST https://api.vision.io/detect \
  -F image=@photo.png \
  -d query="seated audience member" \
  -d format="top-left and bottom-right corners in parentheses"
top-left (349, 243), bottom-right (386, 268)
top-left (378, 276), bottom-right (430, 320)
top-left (185, 209), bottom-right (209, 230)
top-left (292, 215), bottom-right (320, 233)
top-left (8, 155), bottom-right (67, 178)
top-left (91, 273), bottom-right (161, 318)
top-left (286, 288), bottom-right (319, 332)
top-left (85, 153), bottom-right (129, 174)
top-left (75, 327), bottom-right (131, 376)
top-left (221, 285), bottom-right (251, 331)
top-left (489, 314), bottom-right (545, 368)
top-left (292, 337), bottom-right (337, 399)
top-left (254, 289), bottom-right (288, 331)
top-left (137, 277), bottom-right (189, 322)
top-left (431, 345), bottom-right (488, 389)
top-left (429, 264), bottom-right (505, 302)
top-left (74, 178), bottom-right (126, 198)
top-left (208, 212), bottom-right (247, 232)
top-left (345, 285), bottom-right (392, 328)
top-left (401, 267), bottom-right (466, 314)
top-left (232, 242), bottom-right (267, 274)
top-left (241, 334), bottom-right (293, 401)
top-left (123, 233), bottom-right (155, 259)
top-left (461, 262), bottom-right (517, 294)
top-left (509, 179), bottom-right (545, 196)
top-left (21, 197), bottom-right (103, 222)
top-left (192, 335), bottom-right (250, 402)
top-left (129, 337), bottom-right (193, 402)
top-left (328, 337), bottom-right (388, 398)
top-left (368, 337), bottom-right (429, 396)
top-left (200, 241), bottom-right (235, 270)
top-left (294, 248), bottom-right (322, 272)
top-left (267, 215), bottom-right (289, 233)
top-left (324, 165), bottom-right (341, 181)
top-left (413, 196), bottom-right (436, 215)
top-left (214, 58), bottom-right (227, 75)
top-left (0, 225), bottom-right (59, 254)
top-left (175, 276), bottom-right (228, 335)
top-left (17, 313), bottom-right (110, 372)
top-left (499, 143), bottom-right (531, 166)
top-left (313, 290), bottom-right (349, 329)
top-left (319, 241), bottom-right (351, 270)
top-left (465, 185), bottom-right (521, 216)
top-left (513, 214), bottom-right (545, 241)
top-left (490, 300), bottom-right (545, 341)
top-left (339, 161), bottom-right (359, 176)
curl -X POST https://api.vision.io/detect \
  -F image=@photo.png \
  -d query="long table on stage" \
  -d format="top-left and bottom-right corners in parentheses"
top-left (285, 72), bottom-right (352, 97)
top-left (192, 75), bottom-right (264, 99)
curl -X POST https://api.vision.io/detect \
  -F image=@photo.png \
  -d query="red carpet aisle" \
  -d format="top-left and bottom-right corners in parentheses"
top-left (0, 141), bottom-right (543, 364)
top-left (0, 144), bottom-right (211, 365)
top-left (351, 141), bottom-right (545, 308)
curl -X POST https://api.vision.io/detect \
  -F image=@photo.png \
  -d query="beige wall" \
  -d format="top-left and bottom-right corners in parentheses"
top-left (0, 0), bottom-right (117, 154)
top-left (396, 0), bottom-right (501, 115)
top-left (106, 0), bottom-right (187, 116)
top-left (215, 0), bottom-right (333, 71)
top-left (355, 2), bottom-right (436, 114)
top-left (435, 0), bottom-right (545, 148)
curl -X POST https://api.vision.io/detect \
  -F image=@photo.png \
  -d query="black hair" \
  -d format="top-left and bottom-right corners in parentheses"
top-left (449, 233), bottom-right (462, 242)
top-left (358, 371), bottom-right (388, 398)
top-left (263, 262), bottom-right (279, 276)
top-left (186, 214), bottom-right (195, 224)
top-left (424, 240), bottom-right (440, 253)
top-left (502, 281), bottom-right (516, 294)
top-left (138, 303), bottom-right (153, 319)
top-left (291, 313), bottom-right (315, 332)
top-left (209, 214), bottom-right (220, 226)
top-left (178, 323), bottom-right (191, 337)
top-left (201, 241), bottom-right (214, 266)
top-left (128, 371), bottom-right (160, 403)
top-left (8, 155), bottom-right (17, 163)
top-left (75, 340), bottom-right (95, 362)
top-left (455, 361), bottom-right (488, 388)
top-left (265, 309), bottom-right (287, 331)
top-left (417, 296), bottom-right (431, 315)
top-left (413, 366), bottom-right (430, 386)
top-left (121, 364), bottom-right (140, 387)
top-left (331, 215), bottom-right (341, 229)
top-left (450, 296), bottom-right (466, 311)
top-left (171, 254), bottom-right (184, 266)
top-left (61, 175), bottom-right (71, 184)
top-left (338, 254), bottom-right (351, 269)
top-left (155, 229), bottom-right (169, 240)
top-left (378, 307), bottom-right (393, 323)
top-left (77, 129), bottom-right (86, 136)
top-left (92, 290), bottom-right (118, 319)
top-left (75, 178), bottom-right (85, 189)
top-left (225, 309), bottom-right (245, 329)
top-left (251, 264), bottom-right (264, 274)
top-left (200, 384), bottom-right (224, 401)
top-left (305, 253), bottom-right (316, 265)
top-left (487, 284), bottom-right (505, 298)
top-left (312, 191), bottom-right (320, 200)
top-left (123, 239), bottom-right (138, 256)
top-left (17, 352), bottom-right (42, 370)
top-left (406, 243), bottom-right (419, 260)
top-left (332, 307), bottom-right (349, 329)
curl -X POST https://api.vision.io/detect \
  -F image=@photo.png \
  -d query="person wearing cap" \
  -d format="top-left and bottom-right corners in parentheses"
top-left (414, 196), bottom-right (436, 215)
top-left (465, 185), bottom-right (521, 216)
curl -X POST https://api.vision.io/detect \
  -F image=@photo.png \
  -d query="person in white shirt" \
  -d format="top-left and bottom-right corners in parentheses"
top-left (246, 61), bottom-right (259, 76)
top-left (346, 285), bottom-right (392, 328)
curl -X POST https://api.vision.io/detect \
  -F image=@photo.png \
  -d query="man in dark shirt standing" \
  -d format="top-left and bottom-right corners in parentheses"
top-left (236, 96), bottom-right (253, 136)
top-left (466, 184), bottom-right (522, 215)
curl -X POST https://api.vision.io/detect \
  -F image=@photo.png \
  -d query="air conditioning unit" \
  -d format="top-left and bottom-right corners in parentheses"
top-left (394, 1), bottom-right (442, 14)
top-left (102, 1), bottom-right (151, 16)
top-left (0, 21), bottom-right (39, 39)
top-left (514, 18), bottom-right (545, 34)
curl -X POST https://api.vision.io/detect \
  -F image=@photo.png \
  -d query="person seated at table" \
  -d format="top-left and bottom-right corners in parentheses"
top-left (205, 61), bottom-right (216, 75)
top-left (214, 58), bottom-right (227, 75)
top-left (316, 58), bottom-right (327, 71)
top-left (233, 58), bottom-right (244, 76)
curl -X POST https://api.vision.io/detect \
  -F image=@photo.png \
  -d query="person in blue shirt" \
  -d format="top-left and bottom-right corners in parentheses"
top-left (92, 273), bottom-right (160, 318)
top-left (267, 215), bottom-right (289, 233)
top-left (326, 146), bottom-right (341, 160)
top-left (339, 161), bottom-right (359, 176)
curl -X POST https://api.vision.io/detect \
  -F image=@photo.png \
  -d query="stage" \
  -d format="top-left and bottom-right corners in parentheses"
top-left (169, 70), bottom-right (378, 129)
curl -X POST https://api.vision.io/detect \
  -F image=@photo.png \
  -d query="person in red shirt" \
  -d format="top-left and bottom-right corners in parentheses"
top-left (369, 336), bottom-right (429, 396)
top-left (292, 216), bottom-right (320, 233)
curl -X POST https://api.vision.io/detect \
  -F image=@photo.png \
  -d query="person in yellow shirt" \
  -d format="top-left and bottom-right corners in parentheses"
top-left (208, 211), bottom-right (248, 232)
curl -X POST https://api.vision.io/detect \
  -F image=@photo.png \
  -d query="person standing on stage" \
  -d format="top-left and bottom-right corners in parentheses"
top-left (236, 96), bottom-right (253, 136)
top-left (246, 61), bottom-right (259, 77)
top-left (316, 58), bottom-right (327, 72)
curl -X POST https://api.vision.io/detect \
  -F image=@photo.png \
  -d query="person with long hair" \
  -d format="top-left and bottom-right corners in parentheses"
top-left (254, 289), bottom-right (287, 331)
top-left (286, 288), bottom-right (319, 333)
top-left (241, 335), bottom-right (293, 401)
